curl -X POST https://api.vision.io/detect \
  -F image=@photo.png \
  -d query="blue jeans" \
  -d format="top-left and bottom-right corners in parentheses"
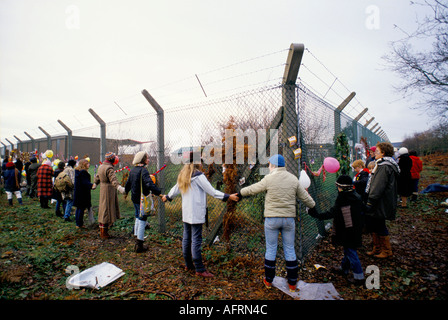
top-left (264, 217), bottom-right (296, 261)
top-left (341, 247), bottom-right (364, 280)
top-left (64, 199), bottom-right (74, 219)
top-left (55, 199), bottom-right (66, 214)
top-left (133, 203), bottom-right (148, 221)
top-left (75, 207), bottom-right (87, 227)
top-left (182, 223), bottom-right (205, 272)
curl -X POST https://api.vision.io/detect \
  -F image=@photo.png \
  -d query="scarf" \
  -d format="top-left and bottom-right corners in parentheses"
top-left (365, 157), bottom-right (400, 194)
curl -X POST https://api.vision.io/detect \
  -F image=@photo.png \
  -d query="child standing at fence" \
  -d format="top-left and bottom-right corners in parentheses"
top-left (162, 152), bottom-right (238, 278)
top-left (351, 160), bottom-right (370, 203)
top-left (307, 175), bottom-right (365, 286)
top-left (231, 154), bottom-right (316, 292)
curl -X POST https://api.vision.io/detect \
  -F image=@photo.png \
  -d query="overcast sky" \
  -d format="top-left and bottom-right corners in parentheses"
top-left (0, 0), bottom-right (437, 148)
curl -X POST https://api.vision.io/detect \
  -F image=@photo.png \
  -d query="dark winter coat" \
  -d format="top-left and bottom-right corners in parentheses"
top-left (366, 157), bottom-right (399, 221)
top-left (28, 162), bottom-right (40, 190)
top-left (52, 169), bottom-right (64, 201)
top-left (309, 190), bottom-right (364, 248)
top-left (353, 169), bottom-right (370, 202)
top-left (24, 161), bottom-right (31, 185)
top-left (73, 169), bottom-right (93, 208)
top-left (125, 165), bottom-right (162, 205)
top-left (3, 164), bottom-right (21, 192)
top-left (397, 154), bottom-right (413, 197)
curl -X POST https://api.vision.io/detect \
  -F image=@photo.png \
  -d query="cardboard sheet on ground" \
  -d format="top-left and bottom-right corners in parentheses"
top-left (67, 262), bottom-right (125, 290)
top-left (272, 276), bottom-right (342, 300)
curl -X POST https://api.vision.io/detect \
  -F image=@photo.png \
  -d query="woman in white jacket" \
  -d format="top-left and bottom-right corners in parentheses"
top-left (163, 160), bottom-right (238, 277)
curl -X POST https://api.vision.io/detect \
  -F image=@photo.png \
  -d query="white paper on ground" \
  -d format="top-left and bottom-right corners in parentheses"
top-left (272, 276), bottom-right (343, 300)
top-left (67, 262), bottom-right (125, 290)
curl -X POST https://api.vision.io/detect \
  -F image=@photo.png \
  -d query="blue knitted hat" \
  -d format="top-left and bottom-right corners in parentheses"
top-left (268, 154), bottom-right (285, 167)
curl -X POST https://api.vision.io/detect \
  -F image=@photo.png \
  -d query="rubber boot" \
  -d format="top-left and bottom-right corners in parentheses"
top-left (8, 199), bottom-right (13, 206)
top-left (134, 239), bottom-right (147, 253)
top-left (264, 259), bottom-right (276, 285)
top-left (375, 236), bottom-right (393, 258)
top-left (286, 260), bottom-right (299, 292)
top-left (134, 219), bottom-right (147, 253)
top-left (366, 233), bottom-right (381, 256)
top-left (99, 224), bottom-right (111, 239)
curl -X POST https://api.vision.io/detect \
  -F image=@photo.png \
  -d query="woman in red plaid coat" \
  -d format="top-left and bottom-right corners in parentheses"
top-left (37, 159), bottom-right (54, 209)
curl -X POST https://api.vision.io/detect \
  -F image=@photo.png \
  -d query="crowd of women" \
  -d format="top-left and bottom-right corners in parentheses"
top-left (1, 141), bottom-right (423, 290)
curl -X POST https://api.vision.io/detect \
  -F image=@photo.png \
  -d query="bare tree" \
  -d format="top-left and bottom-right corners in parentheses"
top-left (384, 0), bottom-right (448, 124)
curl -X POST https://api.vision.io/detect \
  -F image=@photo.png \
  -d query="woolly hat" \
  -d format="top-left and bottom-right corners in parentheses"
top-left (370, 146), bottom-right (376, 152)
top-left (5, 161), bottom-right (15, 169)
top-left (105, 152), bottom-right (116, 161)
top-left (398, 147), bottom-right (409, 155)
top-left (335, 175), bottom-right (353, 191)
top-left (133, 151), bottom-right (147, 165)
top-left (269, 154), bottom-right (285, 167)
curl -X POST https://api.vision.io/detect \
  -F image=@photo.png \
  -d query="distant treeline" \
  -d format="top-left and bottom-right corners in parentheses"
top-left (402, 123), bottom-right (448, 156)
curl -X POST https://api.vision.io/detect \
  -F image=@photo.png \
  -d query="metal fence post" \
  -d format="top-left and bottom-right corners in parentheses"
top-left (142, 89), bottom-right (166, 233)
top-left (57, 120), bottom-right (73, 160)
top-left (88, 108), bottom-right (106, 162)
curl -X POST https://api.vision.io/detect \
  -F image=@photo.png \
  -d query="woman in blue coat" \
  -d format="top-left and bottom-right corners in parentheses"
top-left (73, 159), bottom-right (93, 228)
top-left (3, 161), bottom-right (23, 206)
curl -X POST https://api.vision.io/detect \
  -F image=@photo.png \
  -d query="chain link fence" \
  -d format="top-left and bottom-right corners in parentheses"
top-left (101, 80), bottom-right (385, 267)
top-left (2, 45), bottom-right (386, 268)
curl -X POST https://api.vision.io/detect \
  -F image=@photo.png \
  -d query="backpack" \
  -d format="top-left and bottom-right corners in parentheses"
top-left (54, 171), bottom-right (74, 193)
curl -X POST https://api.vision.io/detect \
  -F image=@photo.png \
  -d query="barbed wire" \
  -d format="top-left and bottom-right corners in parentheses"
top-left (2, 46), bottom-right (389, 144)
top-left (302, 47), bottom-right (382, 134)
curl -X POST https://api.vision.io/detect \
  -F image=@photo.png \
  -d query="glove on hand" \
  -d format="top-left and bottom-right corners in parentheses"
top-left (117, 185), bottom-right (126, 194)
top-left (307, 206), bottom-right (319, 218)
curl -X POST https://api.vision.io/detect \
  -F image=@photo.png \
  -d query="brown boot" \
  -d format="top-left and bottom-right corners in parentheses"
top-left (100, 224), bottom-right (111, 239)
top-left (134, 239), bottom-right (147, 253)
top-left (366, 233), bottom-right (381, 256)
top-left (374, 235), bottom-right (392, 258)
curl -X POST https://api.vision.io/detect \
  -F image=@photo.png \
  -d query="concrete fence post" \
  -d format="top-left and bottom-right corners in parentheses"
top-left (38, 126), bottom-right (52, 150)
top-left (88, 108), bottom-right (106, 163)
top-left (24, 132), bottom-right (36, 152)
top-left (142, 89), bottom-right (166, 233)
top-left (58, 120), bottom-right (73, 160)
top-left (13, 135), bottom-right (22, 152)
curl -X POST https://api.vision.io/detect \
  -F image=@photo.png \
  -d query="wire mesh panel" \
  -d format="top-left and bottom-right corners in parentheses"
top-left (161, 85), bottom-right (284, 256)
top-left (296, 82), bottom-right (337, 261)
top-left (98, 78), bottom-right (386, 266)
